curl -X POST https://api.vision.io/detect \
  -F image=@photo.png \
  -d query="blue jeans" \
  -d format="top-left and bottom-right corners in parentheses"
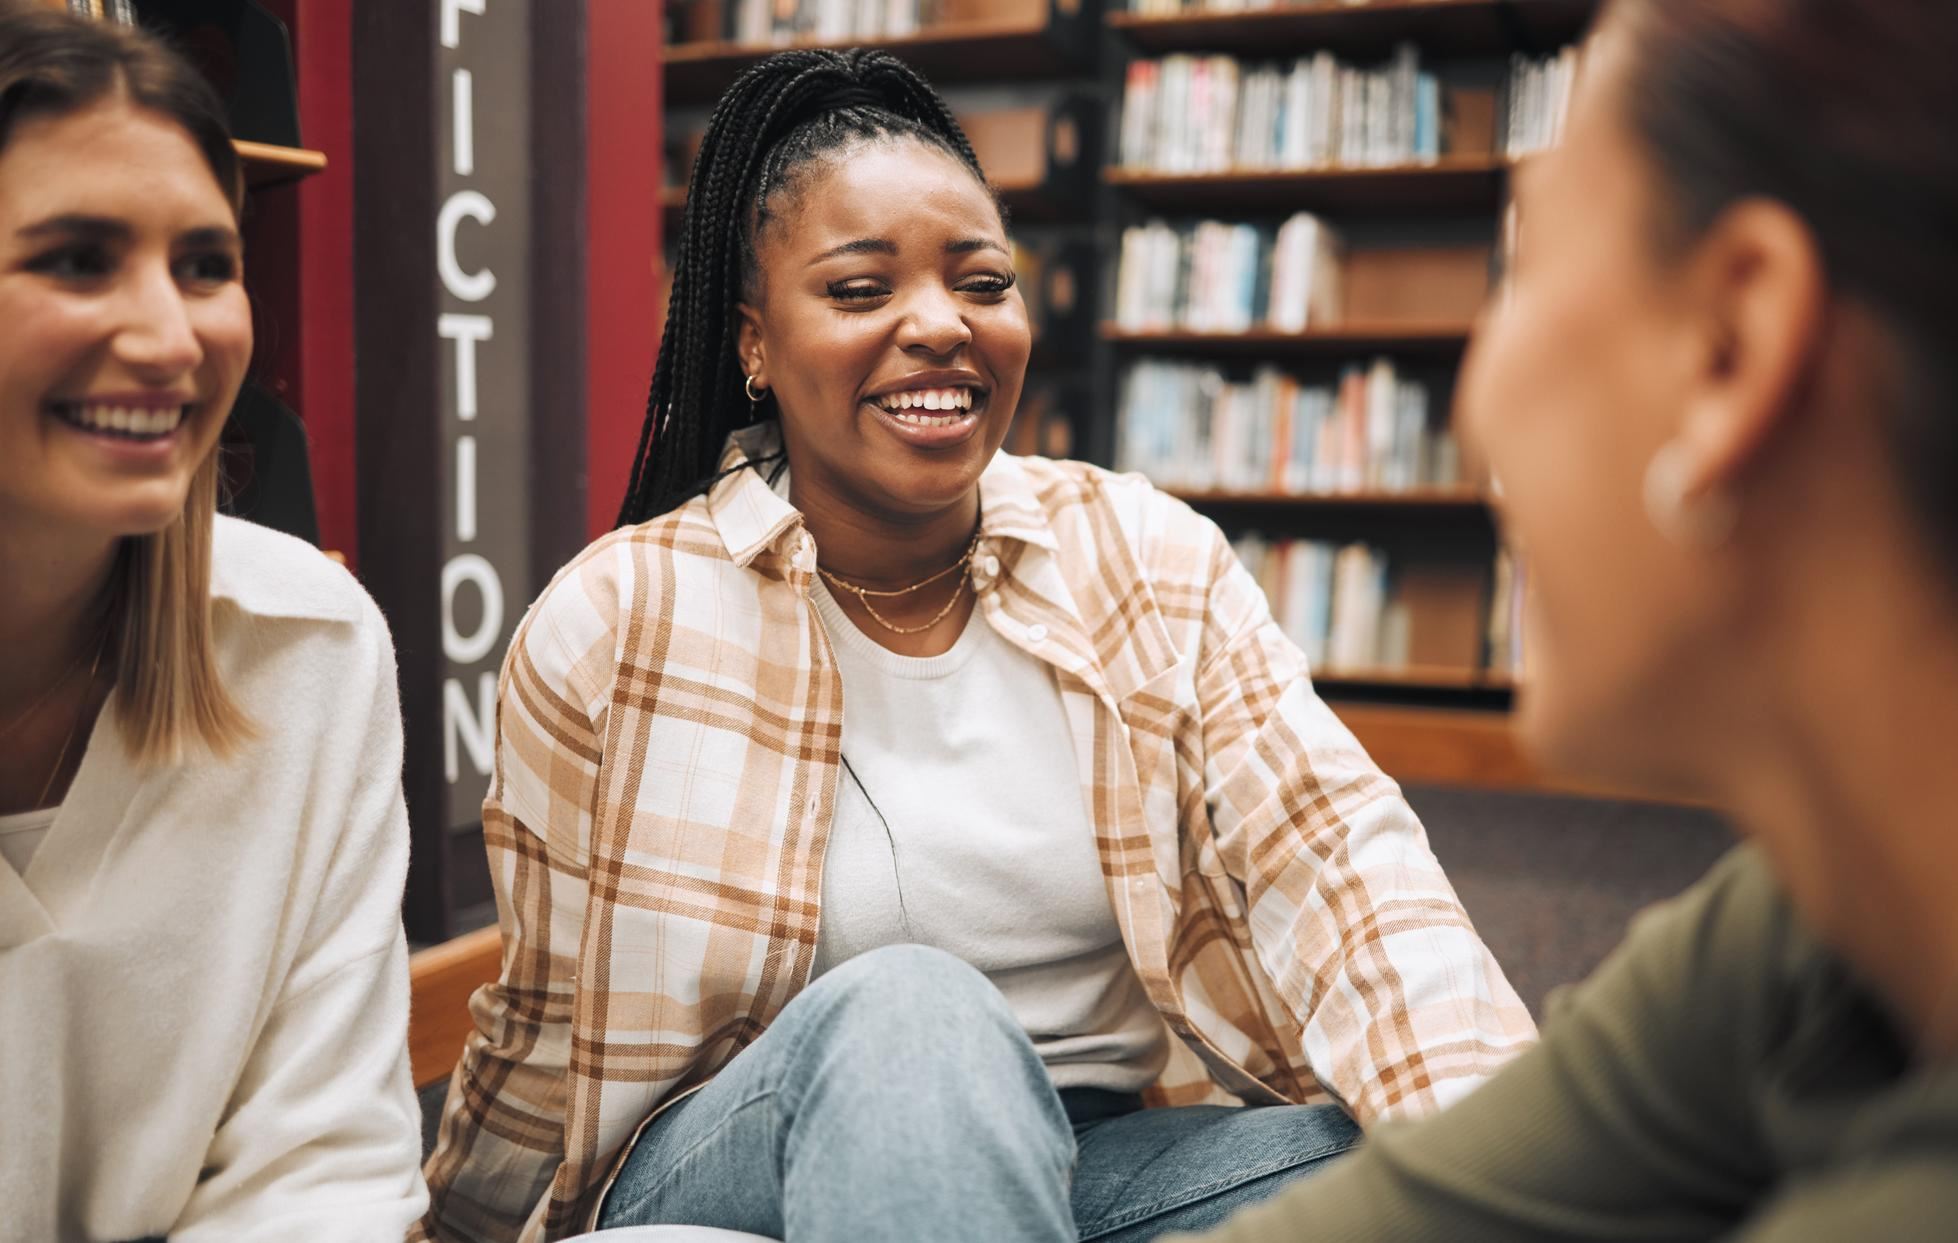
top-left (595, 944), bottom-right (1360, 1242)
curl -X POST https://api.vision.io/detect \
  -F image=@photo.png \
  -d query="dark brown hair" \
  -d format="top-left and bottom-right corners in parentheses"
top-left (1611, 0), bottom-right (1958, 574)
top-left (615, 48), bottom-right (988, 527)
top-left (0, 2), bottom-right (251, 760)
top-left (0, 1), bottom-right (242, 214)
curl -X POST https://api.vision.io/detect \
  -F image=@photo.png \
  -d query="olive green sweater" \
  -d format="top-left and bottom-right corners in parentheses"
top-left (1182, 846), bottom-right (1958, 1243)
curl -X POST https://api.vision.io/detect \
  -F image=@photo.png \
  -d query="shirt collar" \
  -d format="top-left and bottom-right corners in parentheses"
top-left (704, 423), bottom-right (1062, 567)
top-left (207, 515), bottom-right (361, 623)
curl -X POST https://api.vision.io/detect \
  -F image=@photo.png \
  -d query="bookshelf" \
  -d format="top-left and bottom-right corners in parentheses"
top-left (1102, 323), bottom-right (1471, 358)
top-left (664, 0), bottom-right (1094, 106)
top-left (235, 139), bottom-right (327, 190)
top-left (1103, 156), bottom-right (1508, 214)
top-left (1315, 664), bottom-right (1513, 693)
top-left (1100, 0), bottom-right (1601, 784)
top-left (1168, 486), bottom-right (1487, 510)
top-left (1108, 0), bottom-right (1595, 58)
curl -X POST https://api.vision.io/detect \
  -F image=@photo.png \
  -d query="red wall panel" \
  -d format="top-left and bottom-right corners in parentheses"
top-left (583, 0), bottom-right (665, 539)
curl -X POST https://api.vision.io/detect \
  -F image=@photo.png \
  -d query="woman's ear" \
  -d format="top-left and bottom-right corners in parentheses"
top-left (736, 302), bottom-right (767, 390)
top-left (1671, 197), bottom-right (1827, 496)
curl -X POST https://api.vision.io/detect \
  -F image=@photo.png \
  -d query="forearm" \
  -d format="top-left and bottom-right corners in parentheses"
top-left (173, 940), bottom-right (426, 1242)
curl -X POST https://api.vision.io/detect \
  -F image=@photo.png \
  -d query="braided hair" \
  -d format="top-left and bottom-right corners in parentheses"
top-left (617, 49), bottom-right (996, 527)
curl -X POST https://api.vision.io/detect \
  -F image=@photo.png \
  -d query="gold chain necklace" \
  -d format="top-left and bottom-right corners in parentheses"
top-left (818, 530), bottom-right (981, 637)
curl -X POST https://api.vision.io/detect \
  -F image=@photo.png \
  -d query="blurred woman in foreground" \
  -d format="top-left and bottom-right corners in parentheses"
top-left (1187, 0), bottom-right (1958, 1238)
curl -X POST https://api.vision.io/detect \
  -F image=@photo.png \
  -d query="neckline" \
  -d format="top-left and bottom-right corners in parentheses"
top-left (812, 578), bottom-right (988, 681)
top-left (0, 806), bottom-right (61, 833)
top-left (0, 694), bottom-right (136, 946)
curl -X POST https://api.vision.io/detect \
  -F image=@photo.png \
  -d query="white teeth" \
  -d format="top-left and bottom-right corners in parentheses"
top-left (62, 402), bottom-right (187, 438)
top-left (875, 386), bottom-right (975, 416)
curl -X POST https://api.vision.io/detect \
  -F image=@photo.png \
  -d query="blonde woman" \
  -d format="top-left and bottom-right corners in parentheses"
top-left (0, 9), bottom-right (425, 1239)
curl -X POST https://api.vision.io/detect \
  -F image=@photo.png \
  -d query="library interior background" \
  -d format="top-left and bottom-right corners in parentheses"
top-left (127, 0), bottom-right (1730, 1036)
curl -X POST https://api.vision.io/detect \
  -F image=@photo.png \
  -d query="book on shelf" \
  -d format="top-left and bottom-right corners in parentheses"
top-left (1115, 213), bottom-right (1343, 333)
top-left (1120, 45), bottom-right (1445, 174)
top-left (672, 0), bottom-right (935, 45)
top-left (1485, 546), bottom-right (1529, 677)
top-left (1230, 536), bottom-right (1491, 678)
top-left (1117, 356), bottom-right (1458, 494)
top-left (1503, 46), bottom-right (1580, 157)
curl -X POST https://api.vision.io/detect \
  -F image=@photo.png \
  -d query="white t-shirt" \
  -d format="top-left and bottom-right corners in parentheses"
top-left (810, 579), bottom-right (1171, 1093)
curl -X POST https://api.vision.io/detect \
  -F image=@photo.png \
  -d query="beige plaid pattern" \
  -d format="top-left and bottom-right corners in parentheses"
top-left (417, 427), bottom-right (1534, 1242)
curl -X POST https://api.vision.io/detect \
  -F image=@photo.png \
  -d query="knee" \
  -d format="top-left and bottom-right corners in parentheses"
top-left (788, 946), bottom-right (1067, 1145)
top-left (816, 944), bottom-right (1002, 1016)
top-left (806, 947), bottom-right (1033, 1064)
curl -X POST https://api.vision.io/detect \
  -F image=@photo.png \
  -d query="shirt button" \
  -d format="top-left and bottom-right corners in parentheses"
top-left (982, 554), bottom-right (1001, 577)
top-left (1027, 623), bottom-right (1048, 643)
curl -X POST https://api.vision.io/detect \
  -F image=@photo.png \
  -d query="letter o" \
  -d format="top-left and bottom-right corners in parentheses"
top-left (442, 553), bottom-right (505, 665)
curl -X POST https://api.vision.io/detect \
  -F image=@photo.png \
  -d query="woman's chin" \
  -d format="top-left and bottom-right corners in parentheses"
top-left (1515, 679), bottom-right (1708, 803)
top-left (68, 490), bottom-right (195, 541)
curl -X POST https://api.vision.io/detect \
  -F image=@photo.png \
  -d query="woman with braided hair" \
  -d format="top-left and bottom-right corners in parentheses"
top-left (419, 49), bottom-right (1531, 1243)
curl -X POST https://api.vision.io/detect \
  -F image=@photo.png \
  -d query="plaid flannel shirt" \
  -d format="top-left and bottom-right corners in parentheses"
top-left (418, 426), bottom-right (1535, 1242)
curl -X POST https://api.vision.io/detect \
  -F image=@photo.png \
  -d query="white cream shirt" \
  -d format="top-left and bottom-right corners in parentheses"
top-left (0, 516), bottom-right (427, 1242)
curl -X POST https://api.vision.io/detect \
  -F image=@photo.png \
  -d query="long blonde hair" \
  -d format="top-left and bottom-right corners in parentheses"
top-left (110, 457), bottom-right (253, 762)
top-left (2, 7), bottom-right (253, 762)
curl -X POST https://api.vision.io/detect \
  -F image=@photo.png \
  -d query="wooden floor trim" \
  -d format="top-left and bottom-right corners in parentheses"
top-left (407, 924), bottom-right (502, 1089)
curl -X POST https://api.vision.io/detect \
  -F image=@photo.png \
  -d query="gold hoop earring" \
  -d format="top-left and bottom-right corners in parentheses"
top-left (744, 373), bottom-right (767, 404)
top-left (1642, 440), bottom-right (1739, 549)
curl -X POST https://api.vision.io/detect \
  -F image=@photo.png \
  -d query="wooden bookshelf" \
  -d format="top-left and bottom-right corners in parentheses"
top-left (666, 17), bottom-right (1088, 106)
top-left (1105, 157), bottom-right (1506, 214)
top-left (1171, 486), bottom-right (1488, 510)
top-left (1101, 322), bottom-right (1471, 358)
top-left (1108, 0), bottom-right (1599, 59)
top-left (1334, 701), bottom-right (1697, 802)
top-left (1315, 664), bottom-right (1513, 693)
top-left (235, 140), bottom-right (327, 190)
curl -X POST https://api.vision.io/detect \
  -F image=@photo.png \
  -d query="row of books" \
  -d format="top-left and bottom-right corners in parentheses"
top-left (1119, 46), bottom-right (1443, 174)
top-left (1504, 48), bottom-right (1580, 156)
top-left (1235, 536), bottom-right (1517, 679)
top-left (711, 0), bottom-right (935, 44)
top-left (1231, 537), bottom-right (1409, 673)
top-left (1117, 358), bottom-right (1459, 494)
top-left (1114, 213), bottom-right (1343, 333)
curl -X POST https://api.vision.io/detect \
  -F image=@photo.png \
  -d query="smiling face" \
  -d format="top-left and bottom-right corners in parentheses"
top-left (0, 96), bottom-right (249, 543)
top-left (736, 137), bottom-right (1031, 523)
